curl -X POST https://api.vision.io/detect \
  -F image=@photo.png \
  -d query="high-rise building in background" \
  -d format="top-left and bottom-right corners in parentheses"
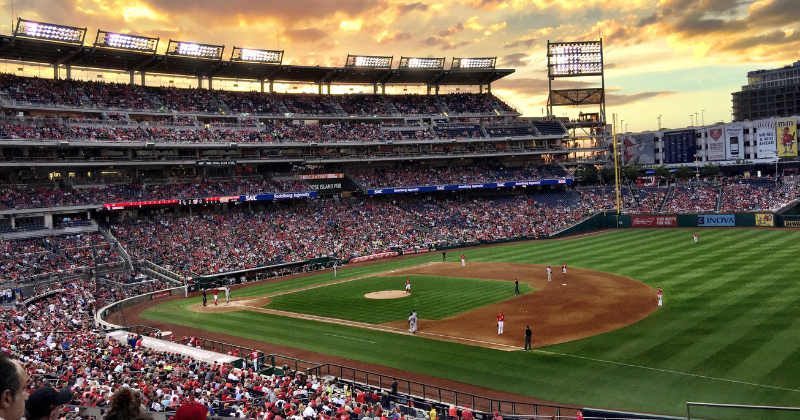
top-left (732, 60), bottom-right (800, 121)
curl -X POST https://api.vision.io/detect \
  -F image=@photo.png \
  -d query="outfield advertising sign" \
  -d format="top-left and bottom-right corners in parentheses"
top-left (755, 214), bottom-right (774, 227)
top-left (755, 120), bottom-right (777, 159)
top-left (707, 127), bottom-right (726, 161)
top-left (698, 214), bottom-right (735, 226)
top-left (631, 215), bottom-right (677, 227)
top-left (776, 118), bottom-right (797, 157)
top-left (724, 124), bottom-right (744, 161)
top-left (785, 221), bottom-right (800, 227)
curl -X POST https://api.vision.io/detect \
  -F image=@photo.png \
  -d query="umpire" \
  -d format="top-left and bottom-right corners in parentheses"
top-left (524, 326), bottom-right (532, 351)
top-left (202, 289), bottom-right (207, 306)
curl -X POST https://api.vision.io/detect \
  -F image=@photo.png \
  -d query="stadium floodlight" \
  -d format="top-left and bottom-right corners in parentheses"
top-left (345, 54), bottom-right (393, 68)
top-left (398, 57), bottom-right (445, 70)
top-left (14, 18), bottom-right (86, 44)
top-left (231, 47), bottom-right (283, 64)
top-left (547, 40), bottom-right (603, 77)
top-left (451, 57), bottom-right (496, 70)
top-left (166, 40), bottom-right (224, 59)
top-left (95, 30), bottom-right (158, 53)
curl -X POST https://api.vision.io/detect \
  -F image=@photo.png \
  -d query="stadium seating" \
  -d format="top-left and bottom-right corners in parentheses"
top-left (532, 120), bottom-right (567, 136)
top-left (662, 184), bottom-right (719, 213)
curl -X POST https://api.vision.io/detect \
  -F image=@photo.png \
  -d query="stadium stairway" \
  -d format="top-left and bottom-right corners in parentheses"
top-left (714, 185), bottom-right (724, 212)
top-left (99, 225), bottom-right (134, 271)
top-left (658, 187), bottom-right (675, 213)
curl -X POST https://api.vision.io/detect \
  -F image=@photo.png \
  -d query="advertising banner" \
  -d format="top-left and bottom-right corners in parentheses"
top-left (631, 215), bottom-right (678, 227)
top-left (697, 214), bottom-right (735, 227)
top-left (785, 221), bottom-right (800, 227)
top-left (755, 214), bottom-right (774, 227)
top-left (663, 130), bottom-right (696, 163)
top-left (755, 120), bottom-right (777, 159)
top-left (776, 118), bottom-right (797, 157)
top-left (151, 291), bottom-right (171, 300)
top-left (367, 178), bottom-right (573, 195)
top-left (707, 126), bottom-right (726, 161)
top-left (724, 124), bottom-right (744, 160)
top-left (622, 133), bottom-right (655, 165)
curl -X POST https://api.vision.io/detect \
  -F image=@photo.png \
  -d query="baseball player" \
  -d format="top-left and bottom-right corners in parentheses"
top-left (693, 232), bottom-right (698, 243)
top-left (497, 312), bottom-right (504, 335)
top-left (562, 264), bottom-right (567, 276)
top-left (546, 266), bottom-right (552, 282)
top-left (461, 254), bottom-right (466, 267)
top-left (408, 311), bottom-right (418, 333)
top-left (333, 262), bottom-right (337, 277)
top-left (184, 282), bottom-right (188, 298)
top-left (405, 277), bottom-right (411, 294)
top-left (225, 285), bottom-right (230, 303)
top-left (657, 287), bottom-right (662, 307)
top-left (202, 290), bottom-right (207, 306)
top-left (213, 288), bottom-right (218, 306)
top-left (514, 279), bottom-right (519, 295)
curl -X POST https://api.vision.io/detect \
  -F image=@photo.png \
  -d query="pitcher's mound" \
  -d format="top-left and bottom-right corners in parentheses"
top-left (365, 290), bottom-right (409, 299)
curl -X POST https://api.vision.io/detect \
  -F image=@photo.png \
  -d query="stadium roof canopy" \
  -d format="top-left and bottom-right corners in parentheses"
top-left (0, 34), bottom-right (513, 86)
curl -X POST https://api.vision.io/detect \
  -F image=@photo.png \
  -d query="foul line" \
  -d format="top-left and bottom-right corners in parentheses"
top-left (530, 349), bottom-right (800, 393)
top-left (323, 334), bottom-right (375, 344)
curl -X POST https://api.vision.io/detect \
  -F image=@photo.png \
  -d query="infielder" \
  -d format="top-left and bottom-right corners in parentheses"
top-left (333, 262), bottom-right (337, 277)
top-left (225, 285), bottom-right (230, 303)
top-left (562, 264), bottom-right (567, 276)
top-left (546, 266), bottom-right (552, 282)
top-left (405, 277), bottom-right (411, 294)
top-left (213, 288), bottom-right (218, 306)
top-left (497, 312), bottom-right (504, 335)
top-left (461, 254), bottom-right (466, 267)
top-left (408, 310), bottom-right (418, 333)
top-left (184, 282), bottom-right (188, 298)
top-left (693, 232), bottom-right (698, 243)
top-left (657, 287), bottom-right (662, 307)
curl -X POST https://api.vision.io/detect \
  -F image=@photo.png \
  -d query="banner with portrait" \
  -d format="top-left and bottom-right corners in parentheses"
top-left (776, 119), bottom-right (797, 157)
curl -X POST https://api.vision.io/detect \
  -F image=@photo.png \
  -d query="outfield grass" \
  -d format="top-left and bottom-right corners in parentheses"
top-left (264, 275), bottom-right (533, 323)
top-left (143, 229), bottom-right (800, 416)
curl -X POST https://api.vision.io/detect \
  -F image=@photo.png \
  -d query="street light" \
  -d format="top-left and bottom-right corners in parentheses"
top-left (657, 115), bottom-right (662, 131)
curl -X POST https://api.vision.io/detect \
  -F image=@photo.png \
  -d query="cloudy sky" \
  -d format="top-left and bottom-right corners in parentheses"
top-left (2, 0), bottom-right (798, 132)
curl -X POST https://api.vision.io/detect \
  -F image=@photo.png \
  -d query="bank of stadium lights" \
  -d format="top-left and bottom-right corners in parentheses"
top-left (451, 57), bottom-right (496, 70)
top-left (398, 57), bottom-right (445, 70)
top-left (95, 30), bottom-right (158, 53)
top-left (548, 41), bottom-right (603, 77)
top-left (14, 18), bottom-right (86, 44)
top-left (166, 40), bottom-right (224, 60)
top-left (345, 55), bottom-right (393, 69)
top-left (231, 47), bottom-right (283, 64)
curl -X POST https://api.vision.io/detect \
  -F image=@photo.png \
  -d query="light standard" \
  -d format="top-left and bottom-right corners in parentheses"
top-left (701, 110), bottom-right (705, 126)
top-left (620, 119), bottom-right (624, 133)
top-left (657, 115), bottom-right (662, 130)
top-left (695, 112), bottom-right (699, 127)
top-left (625, 123), bottom-right (628, 133)
top-left (690, 115), bottom-right (694, 126)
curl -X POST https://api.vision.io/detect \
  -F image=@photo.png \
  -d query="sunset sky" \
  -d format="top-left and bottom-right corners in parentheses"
top-left (2, 0), bottom-right (798, 132)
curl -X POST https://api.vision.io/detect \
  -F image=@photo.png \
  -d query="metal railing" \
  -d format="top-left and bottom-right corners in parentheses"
top-left (687, 402), bottom-right (800, 420)
top-left (308, 363), bottom-right (578, 418)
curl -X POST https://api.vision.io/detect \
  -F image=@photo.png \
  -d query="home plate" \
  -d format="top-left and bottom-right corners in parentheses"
top-left (562, 284), bottom-right (567, 286)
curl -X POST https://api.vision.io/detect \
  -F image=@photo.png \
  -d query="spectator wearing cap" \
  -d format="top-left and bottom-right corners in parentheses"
top-left (0, 353), bottom-right (31, 420)
top-left (174, 401), bottom-right (208, 420)
top-left (492, 412), bottom-right (502, 420)
top-left (461, 405), bottom-right (473, 420)
top-left (24, 387), bottom-right (73, 420)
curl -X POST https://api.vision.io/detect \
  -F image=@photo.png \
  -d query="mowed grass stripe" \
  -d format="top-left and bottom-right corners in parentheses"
top-left (144, 229), bottom-right (800, 417)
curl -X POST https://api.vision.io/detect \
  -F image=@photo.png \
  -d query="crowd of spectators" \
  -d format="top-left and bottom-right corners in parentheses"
top-left (324, 123), bottom-right (384, 142)
top-left (0, 122), bottom-right (70, 140)
top-left (579, 187), bottom-right (668, 213)
top-left (441, 94), bottom-right (495, 115)
top-left (0, 275), bottom-right (420, 420)
top-left (219, 91), bottom-right (281, 115)
top-left (0, 234), bottom-right (122, 283)
top-left (69, 126), bottom-right (148, 142)
top-left (338, 95), bottom-right (391, 116)
top-left (662, 184), bottom-right (719, 213)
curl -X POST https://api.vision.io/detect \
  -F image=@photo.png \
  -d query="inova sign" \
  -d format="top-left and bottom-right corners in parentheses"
top-left (698, 214), bottom-right (735, 226)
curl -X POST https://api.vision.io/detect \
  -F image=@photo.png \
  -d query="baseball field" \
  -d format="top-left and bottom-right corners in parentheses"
top-left (137, 228), bottom-right (800, 417)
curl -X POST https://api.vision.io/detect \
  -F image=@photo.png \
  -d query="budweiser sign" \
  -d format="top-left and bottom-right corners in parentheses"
top-left (631, 215), bottom-right (677, 227)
